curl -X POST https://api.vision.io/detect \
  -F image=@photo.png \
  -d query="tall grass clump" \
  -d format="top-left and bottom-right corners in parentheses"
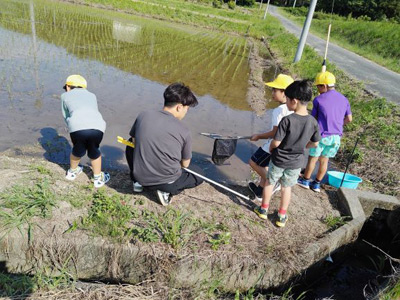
top-left (0, 179), bottom-right (57, 240)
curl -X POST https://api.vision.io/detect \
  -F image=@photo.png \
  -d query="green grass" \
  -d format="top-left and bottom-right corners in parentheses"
top-left (323, 215), bottom-right (349, 231)
top-left (380, 277), bottom-right (400, 300)
top-left (0, 178), bottom-right (57, 241)
top-left (281, 7), bottom-right (400, 73)
top-left (72, 189), bottom-right (230, 249)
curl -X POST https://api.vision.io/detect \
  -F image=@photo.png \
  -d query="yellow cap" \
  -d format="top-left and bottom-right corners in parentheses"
top-left (315, 71), bottom-right (335, 86)
top-left (65, 75), bottom-right (87, 88)
top-left (265, 74), bottom-right (294, 90)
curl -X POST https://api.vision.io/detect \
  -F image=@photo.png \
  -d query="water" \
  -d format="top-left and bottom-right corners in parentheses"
top-left (0, 0), bottom-right (275, 184)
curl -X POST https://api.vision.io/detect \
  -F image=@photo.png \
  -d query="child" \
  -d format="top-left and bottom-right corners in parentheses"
top-left (61, 75), bottom-right (110, 188)
top-left (297, 71), bottom-right (352, 192)
top-left (248, 74), bottom-right (294, 201)
top-left (254, 80), bottom-right (321, 227)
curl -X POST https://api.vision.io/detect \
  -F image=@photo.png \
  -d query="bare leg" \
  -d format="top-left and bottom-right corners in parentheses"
top-left (303, 156), bottom-right (319, 179)
top-left (316, 156), bottom-right (329, 181)
top-left (91, 156), bottom-right (102, 175)
top-left (261, 180), bottom-right (275, 207)
top-left (70, 154), bottom-right (81, 170)
top-left (279, 186), bottom-right (292, 211)
top-left (249, 159), bottom-right (268, 187)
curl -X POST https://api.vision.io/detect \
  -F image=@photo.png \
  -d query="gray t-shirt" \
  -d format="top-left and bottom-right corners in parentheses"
top-left (61, 88), bottom-right (106, 133)
top-left (130, 110), bottom-right (192, 186)
top-left (272, 113), bottom-right (321, 169)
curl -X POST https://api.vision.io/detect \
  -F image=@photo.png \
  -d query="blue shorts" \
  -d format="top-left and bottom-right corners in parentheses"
top-left (250, 147), bottom-right (271, 168)
top-left (309, 135), bottom-right (341, 158)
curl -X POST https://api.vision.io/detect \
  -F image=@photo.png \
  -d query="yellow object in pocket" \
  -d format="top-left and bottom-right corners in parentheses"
top-left (117, 136), bottom-right (135, 148)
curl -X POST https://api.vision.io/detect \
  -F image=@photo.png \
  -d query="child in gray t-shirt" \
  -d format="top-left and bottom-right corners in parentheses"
top-left (254, 80), bottom-right (321, 227)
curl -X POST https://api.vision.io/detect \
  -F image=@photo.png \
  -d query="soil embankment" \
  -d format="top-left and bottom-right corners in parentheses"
top-left (0, 145), bottom-right (342, 292)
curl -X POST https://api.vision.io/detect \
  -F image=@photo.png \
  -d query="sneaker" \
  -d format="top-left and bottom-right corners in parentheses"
top-left (156, 190), bottom-right (171, 206)
top-left (297, 177), bottom-right (310, 189)
top-left (93, 172), bottom-right (110, 188)
top-left (276, 214), bottom-right (288, 227)
top-left (272, 181), bottom-right (281, 195)
top-left (248, 182), bottom-right (263, 201)
top-left (133, 181), bottom-right (143, 193)
top-left (254, 206), bottom-right (268, 220)
top-left (310, 181), bottom-right (321, 193)
top-left (65, 165), bottom-right (83, 181)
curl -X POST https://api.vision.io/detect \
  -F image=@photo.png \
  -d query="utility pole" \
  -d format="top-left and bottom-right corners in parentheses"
top-left (293, 0), bottom-right (297, 8)
top-left (293, 0), bottom-right (317, 63)
top-left (259, 0), bottom-right (263, 9)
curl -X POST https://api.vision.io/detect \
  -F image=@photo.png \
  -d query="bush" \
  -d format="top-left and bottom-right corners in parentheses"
top-left (228, 0), bottom-right (236, 9)
top-left (212, 0), bottom-right (222, 8)
top-left (237, 0), bottom-right (255, 7)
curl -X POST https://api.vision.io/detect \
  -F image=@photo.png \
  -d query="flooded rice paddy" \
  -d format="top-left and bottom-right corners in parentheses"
top-left (0, 0), bottom-right (277, 183)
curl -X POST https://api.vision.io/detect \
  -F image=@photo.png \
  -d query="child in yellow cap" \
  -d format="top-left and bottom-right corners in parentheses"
top-left (248, 74), bottom-right (294, 201)
top-left (61, 75), bottom-right (110, 188)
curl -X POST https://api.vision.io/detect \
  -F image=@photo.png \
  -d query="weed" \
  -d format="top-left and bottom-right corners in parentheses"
top-left (323, 215), bottom-right (349, 231)
top-left (144, 209), bottom-right (196, 249)
top-left (0, 179), bottom-right (57, 241)
top-left (209, 232), bottom-right (231, 250)
top-left (0, 272), bottom-right (34, 297)
top-left (34, 261), bottom-right (75, 291)
top-left (79, 189), bottom-right (138, 242)
top-left (30, 164), bottom-right (52, 176)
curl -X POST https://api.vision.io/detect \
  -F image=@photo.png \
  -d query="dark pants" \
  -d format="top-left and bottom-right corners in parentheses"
top-left (125, 140), bottom-right (204, 195)
top-left (125, 137), bottom-right (136, 181)
top-left (145, 165), bottom-right (204, 195)
top-left (70, 129), bottom-right (103, 159)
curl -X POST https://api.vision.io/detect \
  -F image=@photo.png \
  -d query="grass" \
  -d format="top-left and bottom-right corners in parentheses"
top-left (380, 276), bottom-right (400, 300)
top-left (280, 7), bottom-right (400, 73)
top-left (0, 178), bottom-right (57, 241)
top-left (323, 215), bottom-right (349, 231)
top-left (71, 189), bottom-right (231, 249)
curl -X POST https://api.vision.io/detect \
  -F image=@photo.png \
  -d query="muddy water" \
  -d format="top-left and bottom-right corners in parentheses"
top-left (0, 0), bottom-right (275, 184)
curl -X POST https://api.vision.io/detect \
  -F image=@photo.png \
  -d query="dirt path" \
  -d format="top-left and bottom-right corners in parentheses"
top-left (269, 6), bottom-right (400, 104)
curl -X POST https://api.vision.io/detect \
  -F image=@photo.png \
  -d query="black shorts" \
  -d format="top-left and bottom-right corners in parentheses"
top-left (250, 147), bottom-right (271, 168)
top-left (70, 129), bottom-right (103, 159)
top-left (146, 165), bottom-right (204, 195)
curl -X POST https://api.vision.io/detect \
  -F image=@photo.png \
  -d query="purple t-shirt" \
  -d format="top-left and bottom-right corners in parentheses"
top-left (311, 90), bottom-right (352, 137)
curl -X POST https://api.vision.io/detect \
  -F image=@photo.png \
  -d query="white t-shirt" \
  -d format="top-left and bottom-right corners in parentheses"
top-left (261, 103), bottom-right (293, 153)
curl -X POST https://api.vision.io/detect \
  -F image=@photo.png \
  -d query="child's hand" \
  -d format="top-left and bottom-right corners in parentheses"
top-left (250, 134), bottom-right (259, 141)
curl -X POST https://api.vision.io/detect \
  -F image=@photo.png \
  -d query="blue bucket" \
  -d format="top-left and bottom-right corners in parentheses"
top-left (327, 171), bottom-right (362, 189)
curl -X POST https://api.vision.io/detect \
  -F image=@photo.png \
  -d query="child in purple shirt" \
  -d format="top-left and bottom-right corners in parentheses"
top-left (298, 71), bottom-right (352, 192)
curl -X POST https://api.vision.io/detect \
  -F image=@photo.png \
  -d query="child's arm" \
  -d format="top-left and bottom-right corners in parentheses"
top-left (306, 141), bottom-right (319, 148)
top-left (269, 139), bottom-right (281, 153)
top-left (61, 97), bottom-right (70, 124)
top-left (344, 114), bottom-right (352, 125)
top-left (250, 126), bottom-right (278, 141)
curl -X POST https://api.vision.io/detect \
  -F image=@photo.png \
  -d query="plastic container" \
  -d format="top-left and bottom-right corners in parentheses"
top-left (327, 171), bottom-right (362, 189)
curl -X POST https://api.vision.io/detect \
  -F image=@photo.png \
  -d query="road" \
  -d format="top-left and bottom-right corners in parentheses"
top-left (269, 6), bottom-right (400, 104)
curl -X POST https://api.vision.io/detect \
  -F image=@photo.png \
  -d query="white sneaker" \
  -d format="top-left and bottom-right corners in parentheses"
top-left (156, 190), bottom-right (171, 206)
top-left (65, 165), bottom-right (83, 181)
top-left (272, 182), bottom-right (281, 195)
top-left (133, 182), bottom-right (143, 193)
top-left (93, 172), bottom-right (110, 188)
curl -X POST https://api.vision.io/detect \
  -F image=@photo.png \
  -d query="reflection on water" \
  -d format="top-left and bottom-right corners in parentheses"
top-left (0, 0), bottom-right (250, 109)
top-left (0, 0), bottom-right (272, 184)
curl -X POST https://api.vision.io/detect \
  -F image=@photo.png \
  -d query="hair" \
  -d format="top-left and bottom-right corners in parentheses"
top-left (284, 80), bottom-right (312, 105)
top-left (63, 85), bottom-right (82, 91)
top-left (163, 83), bottom-right (198, 108)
